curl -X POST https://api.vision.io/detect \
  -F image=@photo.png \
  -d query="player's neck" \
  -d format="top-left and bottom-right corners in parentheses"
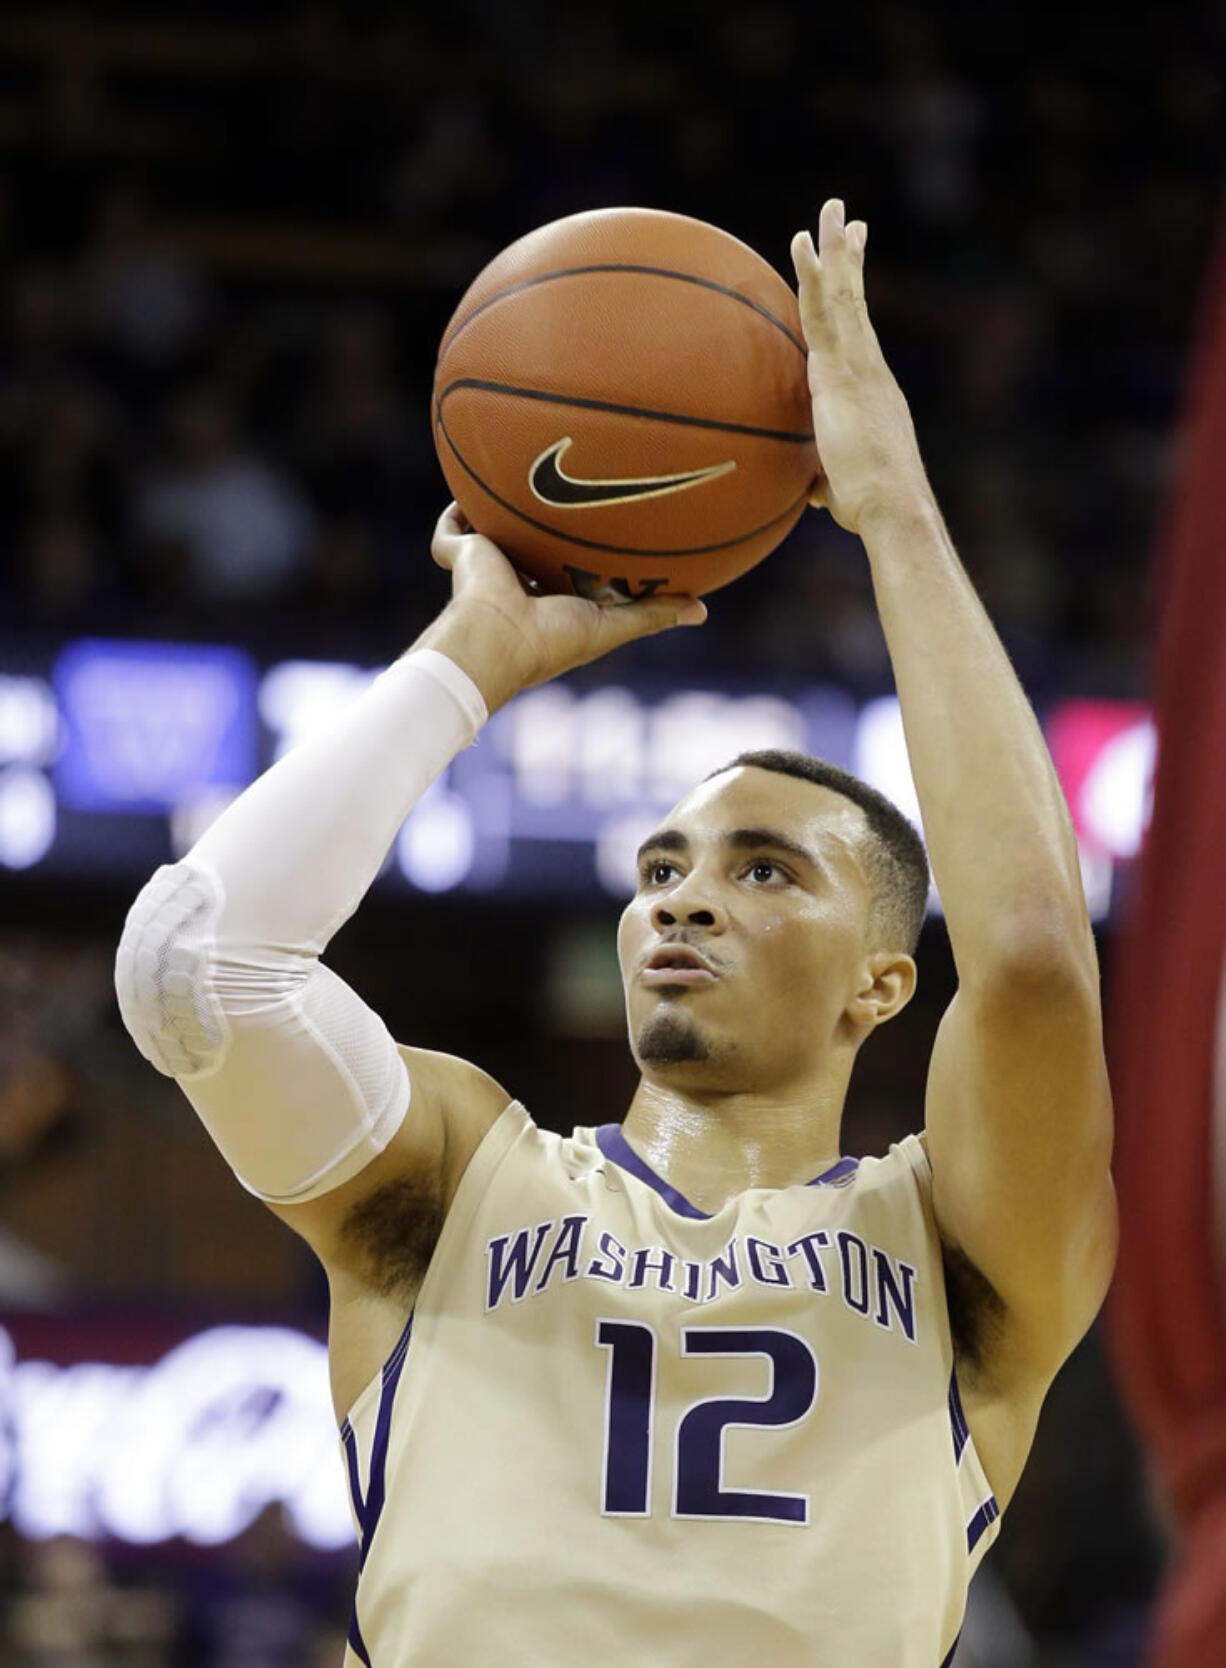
top-left (620, 1078), bottom-right (847, 1214)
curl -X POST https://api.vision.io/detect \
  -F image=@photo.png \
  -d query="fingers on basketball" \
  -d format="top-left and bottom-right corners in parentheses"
top-left (795, 201), bottom-right (870, 352)
top-left (433, 504), bottom-right (521, 591)
top-left (821, 204), bottom-right (869, 324)
top-left (570, 588), bottom-right (700, 656)
top-left (431, 503), bottom-right (464, 569)
top-left (790, 230), bottom-right (829, 349)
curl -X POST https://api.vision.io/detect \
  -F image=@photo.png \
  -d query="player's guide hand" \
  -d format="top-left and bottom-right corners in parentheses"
top-left (430, 501), bottom-right (706, 696)
top-left (792, 198), bottom-right (933, 535)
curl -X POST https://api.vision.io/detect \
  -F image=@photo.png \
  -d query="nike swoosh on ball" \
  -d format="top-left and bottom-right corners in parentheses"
top-left (529, 438), bottom-right (736, 508)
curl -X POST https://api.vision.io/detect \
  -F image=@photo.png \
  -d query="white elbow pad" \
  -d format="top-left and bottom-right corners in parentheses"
top-left (115, 860), bottom-right (409, 1203)
top-left (115, 862), bottom-right (232, 1079)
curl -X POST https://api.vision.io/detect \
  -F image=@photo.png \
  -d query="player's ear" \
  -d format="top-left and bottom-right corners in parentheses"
top-left (848, 951), bottom-right (916, 1033)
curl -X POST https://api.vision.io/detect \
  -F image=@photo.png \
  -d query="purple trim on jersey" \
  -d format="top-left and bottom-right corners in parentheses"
top-left (340, 1418), bottom-right (366, 1535)
top-left (595, 1123), bottom-right (858, 1220)
top-left (348, 1608), bottom-right (372, 1667)
top-left (805, 1156), bottom-right (860, 1187)
top-left (596, 1124), bottom-right (710, 1218)
top-left (966, 1494), bottom-right (1000, 1553)
top-left (345, 1312), bottom-right (414, 1667)
top-left (938, 1629), bottom-right (962, 1668)
top-left (948, 1366), bottom-right (970, 1465)
top-left (358, 1312), bottom-right (414, 1571)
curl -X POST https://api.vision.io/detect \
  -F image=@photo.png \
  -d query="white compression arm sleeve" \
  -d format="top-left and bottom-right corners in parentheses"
top-left (114, 648), bottom-right (488, 1203)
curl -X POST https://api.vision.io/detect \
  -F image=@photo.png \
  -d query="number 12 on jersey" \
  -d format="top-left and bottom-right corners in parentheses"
top-left (595, 1320), bottom-right (819, 1524)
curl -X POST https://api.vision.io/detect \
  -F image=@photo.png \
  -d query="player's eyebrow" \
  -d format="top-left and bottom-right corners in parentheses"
top-left (635, 826), bottom-right (825, 875)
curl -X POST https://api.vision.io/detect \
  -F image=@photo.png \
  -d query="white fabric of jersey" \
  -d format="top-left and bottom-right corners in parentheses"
top-left (114, 648), bottom-right (488, 1203)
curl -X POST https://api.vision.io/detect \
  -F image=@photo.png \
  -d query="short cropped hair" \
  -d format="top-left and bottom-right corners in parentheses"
top-left (703, 749), bottom-right (930, 955)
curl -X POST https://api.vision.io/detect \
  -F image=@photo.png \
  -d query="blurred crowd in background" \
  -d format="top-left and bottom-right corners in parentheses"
top-left (1, 1), bottom-right (1223, 1663)
top-left (0, 0), bottom-right (1222, 686)
top-left (0, 1518), bottom-right (354, 1668)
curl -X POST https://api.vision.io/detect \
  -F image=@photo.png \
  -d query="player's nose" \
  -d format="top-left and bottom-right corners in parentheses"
top-left (649, 877), bottom-right (727, 934)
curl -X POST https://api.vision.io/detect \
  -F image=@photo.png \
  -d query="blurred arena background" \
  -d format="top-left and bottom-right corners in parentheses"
top-left (1, 1), bottom-right (1223, 1662)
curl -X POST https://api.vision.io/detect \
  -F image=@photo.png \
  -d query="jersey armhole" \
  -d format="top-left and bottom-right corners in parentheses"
top-left (891, 1133), bottom-right (1005, 1568)
top-left (910, 1125), bottom-right (1004, 1573)
top-left (950, 1363), bottom-right (1004, 1574)
top-left (339, 1098), bottom-right (532, 1428)
top-left (428, 1096), bottom-right (533, 1279)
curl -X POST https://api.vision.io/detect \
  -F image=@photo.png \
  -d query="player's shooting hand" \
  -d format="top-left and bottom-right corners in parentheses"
top-left (792, 200), bottom-right (933, 534)
top-left (429, 504), bottom-right (706, 701)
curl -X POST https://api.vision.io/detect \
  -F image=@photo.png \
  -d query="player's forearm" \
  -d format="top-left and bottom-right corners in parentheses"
top-left (184, 623), bottom-right (487, 956)
top-left (861, 492), bottom-right (1093, 974)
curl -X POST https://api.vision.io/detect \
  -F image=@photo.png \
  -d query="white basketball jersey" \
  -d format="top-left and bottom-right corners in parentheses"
top-left (339, 1100), bottom-right (1001, 1666)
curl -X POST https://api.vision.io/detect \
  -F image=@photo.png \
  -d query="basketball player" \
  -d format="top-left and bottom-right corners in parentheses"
top-left (114, 199), bottom-right (1116, 1665)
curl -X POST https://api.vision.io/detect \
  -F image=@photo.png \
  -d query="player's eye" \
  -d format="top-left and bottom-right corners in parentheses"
top-left (642, 859), bottom-right (678, 886)
top-left (746, 859), bottom-right (782, 883)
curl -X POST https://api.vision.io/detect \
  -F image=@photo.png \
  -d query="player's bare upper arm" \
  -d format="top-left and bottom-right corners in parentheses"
top-left (923, 950), bottom-right (1117, 1386)
top-left (266, 1045), bottom-right (511, 1280)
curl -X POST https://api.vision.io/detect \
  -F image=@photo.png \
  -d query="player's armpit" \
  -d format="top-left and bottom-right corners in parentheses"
top-left (268, 1045), bottom-right (512, 1285)
top-left (273, 1046), bottom-right (512, 1425)
top-left (922, 956), bottom-right (1117, 1389)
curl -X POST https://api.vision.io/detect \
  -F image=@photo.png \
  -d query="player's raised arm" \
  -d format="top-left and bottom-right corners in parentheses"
top-left (114, 508), bottom-right (705, 1283)
top-left (792, 203), bottom-right (1115, 1426)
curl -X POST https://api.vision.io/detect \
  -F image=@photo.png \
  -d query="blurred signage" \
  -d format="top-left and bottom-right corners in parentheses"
top-left (0, 634), bottom-right (1152, 918)
top-left (0, 675), bottom-right (58, 768)
top-left (52, 640), bottom-right (259, 813)
top-left (0, 1321), bottom-right (350, 1552)
top-left (1046, 700), bottom-right (1155, 859)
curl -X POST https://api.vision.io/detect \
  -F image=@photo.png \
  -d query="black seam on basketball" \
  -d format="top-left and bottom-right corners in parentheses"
top-left (438, 264), bottom-right (809, 360)
top-left (438, 379), bottom-right (814, 445)
top-left (435, 400), bottom-right (816, 558)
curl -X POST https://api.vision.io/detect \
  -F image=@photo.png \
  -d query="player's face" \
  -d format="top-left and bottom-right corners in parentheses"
top-left (616, 767), bottom-right (878, 1089)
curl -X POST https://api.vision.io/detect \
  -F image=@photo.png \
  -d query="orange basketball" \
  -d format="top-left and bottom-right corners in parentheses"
top-left (432, 207), bottom-right (818, 602)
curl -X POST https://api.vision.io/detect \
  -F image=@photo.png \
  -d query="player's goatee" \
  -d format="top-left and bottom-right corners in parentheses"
top-left (636, 1008), bottom-right (711, 1066)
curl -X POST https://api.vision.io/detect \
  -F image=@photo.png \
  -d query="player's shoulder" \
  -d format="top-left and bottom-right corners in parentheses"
top-left (855, 1130), bottom-right (932, 1194)
top-left (394, 1042), bottom-right (512, 1120)
top-left (394, 1043), bottom-right (517, 1199)
top-left (843, 1132), bottom-right (941, 1246)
